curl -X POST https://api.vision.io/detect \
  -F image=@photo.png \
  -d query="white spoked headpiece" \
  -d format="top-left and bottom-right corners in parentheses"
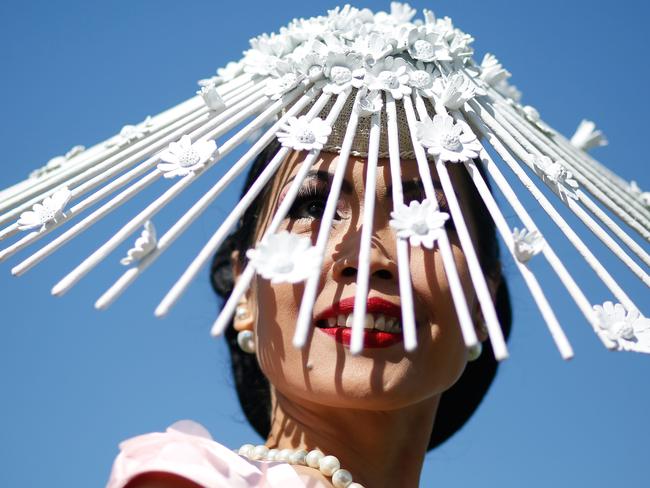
top-left (0, 3), bottom-right (648, 359)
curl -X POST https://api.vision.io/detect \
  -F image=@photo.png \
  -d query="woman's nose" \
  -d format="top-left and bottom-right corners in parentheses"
top-left (332, 243), bottom-right (397, 282)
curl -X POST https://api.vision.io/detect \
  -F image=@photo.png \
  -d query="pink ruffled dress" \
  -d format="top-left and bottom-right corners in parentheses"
top-left (107, 420), bottom-right (306, 488)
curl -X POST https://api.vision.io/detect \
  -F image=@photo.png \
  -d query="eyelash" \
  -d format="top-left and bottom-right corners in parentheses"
top-left (286, 184), bottom-right (455, 230)
top-left (287, 184), bottom-right (338, 221)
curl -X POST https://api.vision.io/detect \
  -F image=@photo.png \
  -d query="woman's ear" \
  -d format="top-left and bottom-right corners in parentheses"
top-left (230, 249), bottom-right (255, 332)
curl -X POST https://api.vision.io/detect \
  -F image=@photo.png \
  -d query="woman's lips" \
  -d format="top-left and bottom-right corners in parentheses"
top-left (314, 297), bottom-right (405, 349)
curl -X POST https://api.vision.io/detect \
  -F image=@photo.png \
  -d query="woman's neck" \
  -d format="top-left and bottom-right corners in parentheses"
top-left (266, 390), bottom-right (440, 488)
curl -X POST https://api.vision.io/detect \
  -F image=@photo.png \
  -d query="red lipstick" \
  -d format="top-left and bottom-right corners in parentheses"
top-left (315, 297), bottom-right (405, 349)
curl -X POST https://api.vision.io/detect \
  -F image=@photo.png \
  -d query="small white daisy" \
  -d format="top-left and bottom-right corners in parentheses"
top-left (432, 71), bottom-right (478, 110)
top-left (593, 301), bottom-right (650, 352)
top-left (105, 117), bottom-right (154, 149)
top-left (390, 198), bottom-right (450, 249)
top-left (120, 220), bottom-right (157, 266)
top-left (246, 231), bottom-right (319, 283)
top-left (157, 135), bottom-right (218, 179)
top-left (17, 187), bottom-right (72, 231)
top-left (363, 56), bottom-right (412, 99)
top-left (197, 85), bottom-right (226, 112)
top-left (322, 52), bottom-right (366, 94)
top-left (416, 114), bottom-right (482, 163)
top-left (479, 53), bottom-right (511, 86)
top-left (407, 27), bottom-right (451, 62)
top-left (355, 88), bottom-right (383, 117)
top-left (530, 154), bottom-right (579, 200)
top-left (570, 119), bottom-right (608, 152)
top-left (407, 60), bottom-right (437, 99)
top-left (512, 227), bottom-right (544, 263)
top-left (276, 116), bottom-right (332, 151)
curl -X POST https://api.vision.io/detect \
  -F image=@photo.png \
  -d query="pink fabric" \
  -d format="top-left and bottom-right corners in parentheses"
top-left (106, 420), bottom-right (306, 488)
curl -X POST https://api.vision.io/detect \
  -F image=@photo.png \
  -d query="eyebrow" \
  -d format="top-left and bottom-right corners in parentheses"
top-left (284, 170), bottom-right (354, 194)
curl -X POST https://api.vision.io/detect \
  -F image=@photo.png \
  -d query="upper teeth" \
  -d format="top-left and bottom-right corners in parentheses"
top-left (324, 313), bottom-right (402, 333)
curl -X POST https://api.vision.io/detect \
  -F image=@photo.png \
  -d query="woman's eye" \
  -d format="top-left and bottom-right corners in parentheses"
top-left (288, 195), bottom-right (329, 221)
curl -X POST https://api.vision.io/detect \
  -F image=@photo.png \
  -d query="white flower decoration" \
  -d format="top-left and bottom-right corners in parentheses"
top-left (355, 88), bottom-right (383, 117)
top-left (432, 71), bottom-right (478, 110)
top-left (521, 105), bottom-right (555, 136)
top-left (416, 114), bottom-right (482, 163)
top-left (390, 198), bottom-right (450, 249)
top-left (374, 2), bottom-right (417, 26)
top-left (197, 85), bottom-right (226, 112)
top-left (407, 61), bottom-right (437, 99)
top-left (295, 51), bottom-right (326, 81)
top-left (105, 117), bottom-right (154, 149)
top-left (323, 53), bottom-right (365, 94)
top-left (479, 53), bottom-right (511, 86)
top-left (17, 187), bottom-right (72, 231)
top-left (216, 61), bottom-right (244, 82)
top-left (30, 145), bottom-right (86, 178)
top-left (512, 227), bottom-right (544, 263)
top-left (407, 27), bottom-right (451, 62)
top-left (246, 231), bottom-right (319, 283)
top-left (276, 116), bottom-right (332, 151)
top-left (592, 301), bottom-right (650, 353)
top-left (265, 60), bottom-right (304, 100)
top-left (242, 49), bottom-right (280, 77)
top-left (530, 154), bottom-right (579, 200)
top-left (350, 32), bottom-right (392, 64)
top-left (157, 135), bottom-right (218, 179)
top-left (120, 220), bottom-right (157, 266)
top-left (570, 119), bottom-right (608, 152)
top-left (363, 56), bottom-right (412, 99)
top-left (494, 78), bottom-right (522, 103)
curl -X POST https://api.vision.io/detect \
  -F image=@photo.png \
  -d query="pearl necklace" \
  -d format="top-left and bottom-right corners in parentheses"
top-left (238, 444), bottom-right (365, 488)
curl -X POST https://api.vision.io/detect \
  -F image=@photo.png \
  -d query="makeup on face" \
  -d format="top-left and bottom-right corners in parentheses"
top-left (314, 296), bottom-right (412, 349)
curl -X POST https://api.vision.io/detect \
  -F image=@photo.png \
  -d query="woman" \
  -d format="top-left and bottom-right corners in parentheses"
top-left (108, 126), bottom-right (512, 487)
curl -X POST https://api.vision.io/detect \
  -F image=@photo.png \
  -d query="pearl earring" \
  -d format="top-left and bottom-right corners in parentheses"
top-left (237, 330), bottom-right (256, 354)
top-left (467, 341), bottom-right (482, 362)
top-left (235, 305), bottom-right (250, 320)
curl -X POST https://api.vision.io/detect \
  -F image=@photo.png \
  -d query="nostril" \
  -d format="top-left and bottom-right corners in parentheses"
top-left (374, 269), bottom-right (393, 280)
top-left (341, 267), bottom-right (357, 277)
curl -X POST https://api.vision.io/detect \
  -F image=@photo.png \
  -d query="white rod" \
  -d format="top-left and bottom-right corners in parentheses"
top-left (485, 85), bottom-right (650, 226)
top-left (491, 98), bottom-right (650, 240)
top-left (97, 89), bottom-right (321, 310)
top-left (487, 100), bottom-right (650, 279)
top-left (475, 141), bottom-right (609, 346)
top-left (161, 88), bottom-right (339, 318)
top-left (384, 93), bottom-right (418, 351)
top-left (350, 111), bottom-right (381, 354)
top-left (0, 76), bottom-right (254, 215)
top-left (463, 157), bottom-right (574, 359)
top-left (49, 89), bottom-right (286, 297)
top-left (0, 80), bottom-right (264, 229)
top-left (402, 94), bottom-right (478, 349)
top-left (5, 88), bottom-right (271, 269)
top-left (210, 91), bottom-right (345, 331)
top-left (293, 89), bottom-right (359, 349)
top-left (414, 94), bottom-right (508, 360)
top-left (465, 100), bottom-right (638, 312)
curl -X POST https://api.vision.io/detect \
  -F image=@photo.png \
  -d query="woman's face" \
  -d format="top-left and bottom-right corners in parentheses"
top-left (236, 150), bottom-right (487, 411)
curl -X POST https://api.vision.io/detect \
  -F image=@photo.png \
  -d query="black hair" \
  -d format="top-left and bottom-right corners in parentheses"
top-left (210, 139), bottom-right (512, 450)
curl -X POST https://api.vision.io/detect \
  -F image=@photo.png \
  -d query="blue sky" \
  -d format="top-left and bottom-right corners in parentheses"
top-left (0, 1), bottom-right (648, 486)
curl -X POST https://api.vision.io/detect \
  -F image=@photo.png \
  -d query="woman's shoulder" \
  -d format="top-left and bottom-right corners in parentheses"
top-left (106, 420), bottom-right (309, 488)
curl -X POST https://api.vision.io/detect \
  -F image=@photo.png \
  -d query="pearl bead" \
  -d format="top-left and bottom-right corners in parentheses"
top-left (348, 484), bottom-right (365, 488)
top-left (319, 455), bottom-right (340, 476)
top-left (251, 445), bottom-right (268, 460)
top-left (305, 449), bottom-right (324, 468)
top-left (266, 448), bottom-right (279, 461)
top-left (238, 444), bottom-right (254, 457)
top-left (332, 468), bottom-right (353, 488)
top-left (277, 448), bottom-right (293, 462)
top-left (289, 449), bottom-right (308, 465)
